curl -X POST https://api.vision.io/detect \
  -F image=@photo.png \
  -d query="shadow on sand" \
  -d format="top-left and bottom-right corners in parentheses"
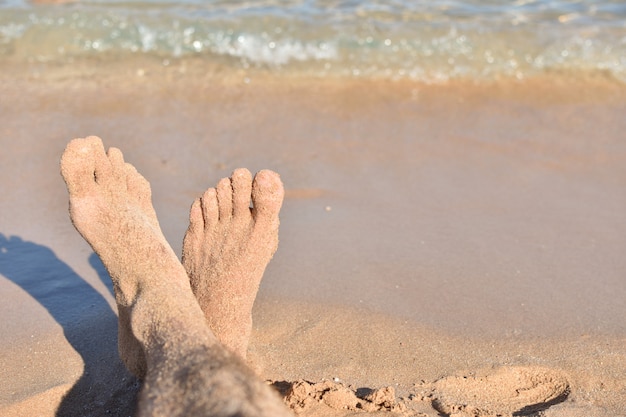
top-left (0, 233), bottom-right (139, 417)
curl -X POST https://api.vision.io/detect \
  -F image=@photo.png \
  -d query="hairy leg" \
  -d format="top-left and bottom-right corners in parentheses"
top-left (61, 137), bottom-right (291, 416)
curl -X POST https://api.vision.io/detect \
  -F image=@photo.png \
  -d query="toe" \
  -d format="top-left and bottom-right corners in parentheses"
top-left (89, 136), bottom-right (113, 185)
top-left (188, 197), bottom-right (204, 230)
top-left (125, 163), bottom-right (155, 216)
top-left (231, 168), bottom-right (253, 219)
top-left (124, 163), bottom-right (150, 197)
top-left (201, 188), bottom-right (219, 231)
top-left (183, 197), bottom-right (204, 258)
top-left (107, 147), bottom-right (128, 186)
top-left (107, 147), bottom-right (125, 168)
top-left (251, 170), bottom-right (284, 227)
top-left (60, 137), bottom-right (99, 197)
top-left (216, 177), bottom-right (233, 221)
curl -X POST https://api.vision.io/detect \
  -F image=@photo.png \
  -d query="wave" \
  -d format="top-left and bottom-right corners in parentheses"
top-left (1, 0), bottom-right (625, 83)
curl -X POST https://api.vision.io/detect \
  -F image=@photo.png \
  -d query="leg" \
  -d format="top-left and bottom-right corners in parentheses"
top-left (182, 168), bottom-right (284, 359)
top-left (61, 137), bottom-right (291, 416)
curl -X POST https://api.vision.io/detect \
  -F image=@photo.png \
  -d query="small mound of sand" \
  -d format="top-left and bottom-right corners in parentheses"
top-left (272, 379), bottom-right (408, 414)
top-left (428, 366), bottom-right (570, 417)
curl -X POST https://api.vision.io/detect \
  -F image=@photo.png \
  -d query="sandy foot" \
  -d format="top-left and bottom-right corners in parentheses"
top-left (60, 136), bottom-right (172, 378)
top-left (60, 136), bottom-right (292, 416)
top-left (182, 168), bottom-right (284, 358)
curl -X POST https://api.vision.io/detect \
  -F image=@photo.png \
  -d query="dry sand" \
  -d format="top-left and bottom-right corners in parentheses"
top-left (0, 60), bottom-right (625, 416)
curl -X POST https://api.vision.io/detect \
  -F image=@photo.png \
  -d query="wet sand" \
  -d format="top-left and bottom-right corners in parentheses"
top-left (0, 60), bottom-right (625, 416)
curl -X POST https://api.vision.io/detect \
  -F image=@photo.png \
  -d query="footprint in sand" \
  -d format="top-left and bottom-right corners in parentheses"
top-left (429, 366), bottom-right (570, 417)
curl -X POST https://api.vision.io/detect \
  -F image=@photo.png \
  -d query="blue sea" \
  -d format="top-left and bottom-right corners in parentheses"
top-left (1, 0), bottom-right (625, 83)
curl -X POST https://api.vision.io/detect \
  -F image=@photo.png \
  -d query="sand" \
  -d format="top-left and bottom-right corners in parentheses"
top-left (0, 59), bottom-right (625, 416)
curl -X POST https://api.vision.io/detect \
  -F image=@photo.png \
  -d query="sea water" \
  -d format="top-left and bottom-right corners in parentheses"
top-left (1, 0), bottom-right (625, 83)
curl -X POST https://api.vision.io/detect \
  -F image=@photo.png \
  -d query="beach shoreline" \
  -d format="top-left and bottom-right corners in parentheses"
top-left (1, 60), bottom-right (625, 415)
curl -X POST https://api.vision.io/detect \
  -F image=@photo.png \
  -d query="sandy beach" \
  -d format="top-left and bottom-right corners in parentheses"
top-left (0, 59), bottom-right (625, 416)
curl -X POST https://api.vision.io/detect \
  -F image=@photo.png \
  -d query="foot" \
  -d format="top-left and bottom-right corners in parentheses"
top-left (60, 136), bottom-right (204, 378)
top-left (182, 168), bottom-right (284, 359)
top-left (61, 138), bottom-right (292, 417)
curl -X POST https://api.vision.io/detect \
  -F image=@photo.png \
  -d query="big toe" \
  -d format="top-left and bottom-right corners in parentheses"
top-left (60, 137), bottom-right (103, 196)
top-left (251, 170), bottom-right (284, 226)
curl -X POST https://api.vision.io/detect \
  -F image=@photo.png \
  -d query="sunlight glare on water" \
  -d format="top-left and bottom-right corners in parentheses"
top-left (0, 0), bottom-right (625, 82)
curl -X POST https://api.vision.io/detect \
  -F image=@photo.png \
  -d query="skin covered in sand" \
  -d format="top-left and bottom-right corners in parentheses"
top-left (182, 168), bottom-right (284, 359)
top-left (60, 136), bottom-right (292, 417)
